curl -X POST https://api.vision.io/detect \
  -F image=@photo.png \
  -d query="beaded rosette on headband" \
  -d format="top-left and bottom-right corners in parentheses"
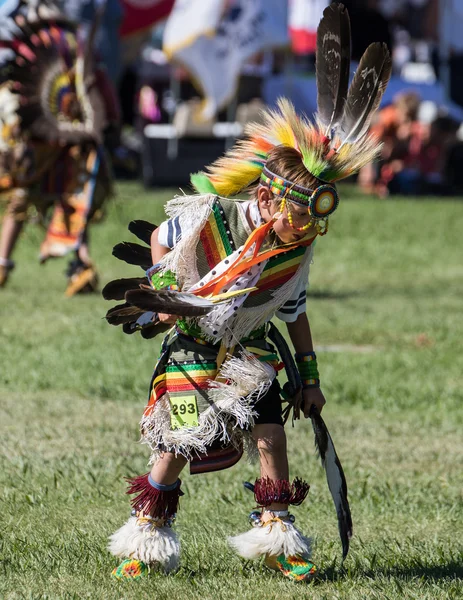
top-left (191, 2), bottom-right (391, 234)
top-left (260, 166), bottom-right (339, 235)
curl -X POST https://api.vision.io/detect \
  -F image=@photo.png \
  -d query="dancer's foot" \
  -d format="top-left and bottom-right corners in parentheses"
top-left (265, 553), bottom-right (317, 582)
top-left (111, 558), bottom-right (149, 580)
top-left (0, 258), bottom-right (15, 288)
top-left (65, 258), bottom-right (98, 297)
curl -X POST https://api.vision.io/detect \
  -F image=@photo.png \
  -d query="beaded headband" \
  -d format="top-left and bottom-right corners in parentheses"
top-left (261, 167), bottom-right (313, 206)
top-left (260, 167), bottom-right (340, 219)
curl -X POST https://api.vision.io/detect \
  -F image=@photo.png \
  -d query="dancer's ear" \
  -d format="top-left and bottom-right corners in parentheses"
top-left (257, 186), bottom-right (277, 223)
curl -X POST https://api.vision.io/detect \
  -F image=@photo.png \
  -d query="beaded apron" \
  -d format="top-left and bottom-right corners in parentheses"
top-left (141, 197), bottom-right (312, 473)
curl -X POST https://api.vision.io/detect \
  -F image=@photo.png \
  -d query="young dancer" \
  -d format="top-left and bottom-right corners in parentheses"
top-left (104, 3), bottom-right (390, 582)
top-left (0, 2), bottom-right (117, 295)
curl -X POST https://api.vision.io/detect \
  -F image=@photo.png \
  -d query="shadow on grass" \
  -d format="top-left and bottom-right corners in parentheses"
top-left (307, 290), bottom-right (361, 300)
top-left (308, 282), bottom-right (461, 301)
top-left (319, 560), bottom-right (463, 583)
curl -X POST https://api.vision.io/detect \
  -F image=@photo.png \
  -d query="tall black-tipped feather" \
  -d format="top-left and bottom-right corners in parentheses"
top-left (310, 408), bottom-right (353, 560)
top-left (102, 277), bottom-right (146, 300)
top-left (338, 42), bottom-right (392, 145)
top-left (105, 303), bottom-right (144, 325)
top-left (112, 242), bottom-right (151, 269)
top-left (128, 220), bottom-right (158, 245)
top-left (125, 287), bottom-right (215, 317)
top-left (316, 3), bottom-right (351, 134)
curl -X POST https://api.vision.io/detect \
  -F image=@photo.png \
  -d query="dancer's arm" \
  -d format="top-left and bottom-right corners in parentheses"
top-left (286, 311), bottom-right (326, 416)
top-left (150, 227), bottom-right (179, 324)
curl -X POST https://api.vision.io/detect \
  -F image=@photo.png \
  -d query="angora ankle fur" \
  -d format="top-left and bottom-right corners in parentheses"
top-left (228, 520), bottom-right (312, 559)
top-left (108, 516), bottom-right (180, 572)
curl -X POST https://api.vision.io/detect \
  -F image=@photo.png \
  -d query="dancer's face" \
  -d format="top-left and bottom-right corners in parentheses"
top-left (257, 187), bottom-right (317, 244)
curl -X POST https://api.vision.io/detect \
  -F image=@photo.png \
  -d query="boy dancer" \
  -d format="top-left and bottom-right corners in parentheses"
top-left (105, 3), bottom-right (390, 581)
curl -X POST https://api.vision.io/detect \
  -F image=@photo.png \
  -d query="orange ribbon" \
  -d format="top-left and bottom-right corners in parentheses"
top-left (192, 219), bottom-right (316, 298)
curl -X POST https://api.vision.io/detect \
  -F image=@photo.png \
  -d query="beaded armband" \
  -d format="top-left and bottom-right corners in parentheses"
top-left (146, 265), bottom-right (179, 291)
top-left (295, 351), bottom-right (320, 388)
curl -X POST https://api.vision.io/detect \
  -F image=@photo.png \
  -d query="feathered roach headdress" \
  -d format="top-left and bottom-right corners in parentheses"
top-left (192, 3), bottom-right (391, 228)
top-left (0, 0), bottom-right (105, 145)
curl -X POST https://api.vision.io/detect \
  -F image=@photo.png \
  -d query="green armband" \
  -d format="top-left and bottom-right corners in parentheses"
top-left (295, 351), bottom-right (320, 388)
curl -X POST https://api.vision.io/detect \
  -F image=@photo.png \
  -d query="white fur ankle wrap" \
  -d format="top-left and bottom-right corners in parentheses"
top-left (228, 520), bottom-right (312, 559)
top-left (108, 516), bottom-right (180, 572)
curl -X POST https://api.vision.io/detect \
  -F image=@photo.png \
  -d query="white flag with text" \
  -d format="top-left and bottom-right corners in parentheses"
top-left (163, 0), bottom-right (289, 121)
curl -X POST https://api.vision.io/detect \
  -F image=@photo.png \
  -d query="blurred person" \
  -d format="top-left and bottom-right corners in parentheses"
top-left (370, 101), bottom-right (458, 196)
top-left (358, 91), bottom-right (421, 195)
top-left (343, 0), bottom-right (392, 62)
top-left (0, 2), bottom-right (115, 293)
top-left (64, 0), bottom-right (123, 87)
top-left (403, 113), bottom-right (459, 194)
top-left (440, 0), bottom-right (463, 108)
top-left (444, 122), bottom-right (463, 194)
top-left (404, 0), bottom-right (430, 40)
top-left (103, 4), bottom-right (391, 583)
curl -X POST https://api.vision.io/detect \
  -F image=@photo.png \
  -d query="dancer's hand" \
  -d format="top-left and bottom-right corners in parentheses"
top-left (157, 313), bottom-right (179, 324)
top-left (302, 387), bottom-right (326, 417)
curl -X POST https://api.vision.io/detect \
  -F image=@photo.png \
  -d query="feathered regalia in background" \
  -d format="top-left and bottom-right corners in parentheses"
top-left (0, 0), bottom-right (117, 295)
top-left (105, 3), bottom-right (391, 583)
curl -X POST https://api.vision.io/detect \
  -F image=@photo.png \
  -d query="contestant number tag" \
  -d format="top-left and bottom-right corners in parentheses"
top-left (170, 395), bottom-right (199, 429)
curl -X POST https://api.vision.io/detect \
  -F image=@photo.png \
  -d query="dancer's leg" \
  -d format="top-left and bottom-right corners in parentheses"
top-left (109, 452), bottom-right (188, 579)
top-left (149, 452), bottom-right (188, 487)
top-left (0, 214), bottom-right (24, 260)
top-left (229, 423), bottom-right (314, 581)
top-left (0, 190), bottom-right (28, 286)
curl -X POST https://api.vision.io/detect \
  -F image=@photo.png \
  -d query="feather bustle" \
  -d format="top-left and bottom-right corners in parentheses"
top-left (2, 15), bottom-right (105, 144)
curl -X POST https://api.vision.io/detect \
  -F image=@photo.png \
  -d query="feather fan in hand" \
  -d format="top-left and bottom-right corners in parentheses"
top-left (125, 286), bottom-right (215, 317)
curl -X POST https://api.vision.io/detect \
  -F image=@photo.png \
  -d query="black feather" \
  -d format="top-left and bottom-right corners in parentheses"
top-left (128, 220), bottom-right (158, 245)
top-left (112, 242), bottom-right (151, 269)
top-left (316, 2), bottom-right (351, 135)
top-left (338, 42), bottom-right (392, 144)
top-left (105, 303), bottom-right (144, 325)
top-left (121, 322), bottom-right (139, 335)
top-left (125, 287), bottom-right (214, 317)
top-left (119, 311), bottom-right (169, 338)
top-left (102, 277), bottom-right (146, 300)
top-left (268, 322), bottom-right (301, 395)
top-left (141, 322), bottom-right (171, 339)
top-left (310, 408), bottom-right (353, 560)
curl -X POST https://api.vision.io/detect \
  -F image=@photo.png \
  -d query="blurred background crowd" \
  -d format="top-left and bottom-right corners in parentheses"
top-left (3, 0), bottom-right (463, 197)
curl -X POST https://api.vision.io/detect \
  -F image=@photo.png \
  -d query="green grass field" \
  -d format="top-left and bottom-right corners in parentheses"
top-left (1, 183), bottom-right (462, 599)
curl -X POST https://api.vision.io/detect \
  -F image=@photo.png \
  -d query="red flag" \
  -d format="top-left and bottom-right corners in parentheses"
top-left (289, 0), bottom-right (328, 55)
top-left (120, 0), bottom-right (174, 38)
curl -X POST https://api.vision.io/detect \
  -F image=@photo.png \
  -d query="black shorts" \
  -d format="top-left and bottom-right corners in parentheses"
top-left (252, 379), bottom-right (284, 427)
